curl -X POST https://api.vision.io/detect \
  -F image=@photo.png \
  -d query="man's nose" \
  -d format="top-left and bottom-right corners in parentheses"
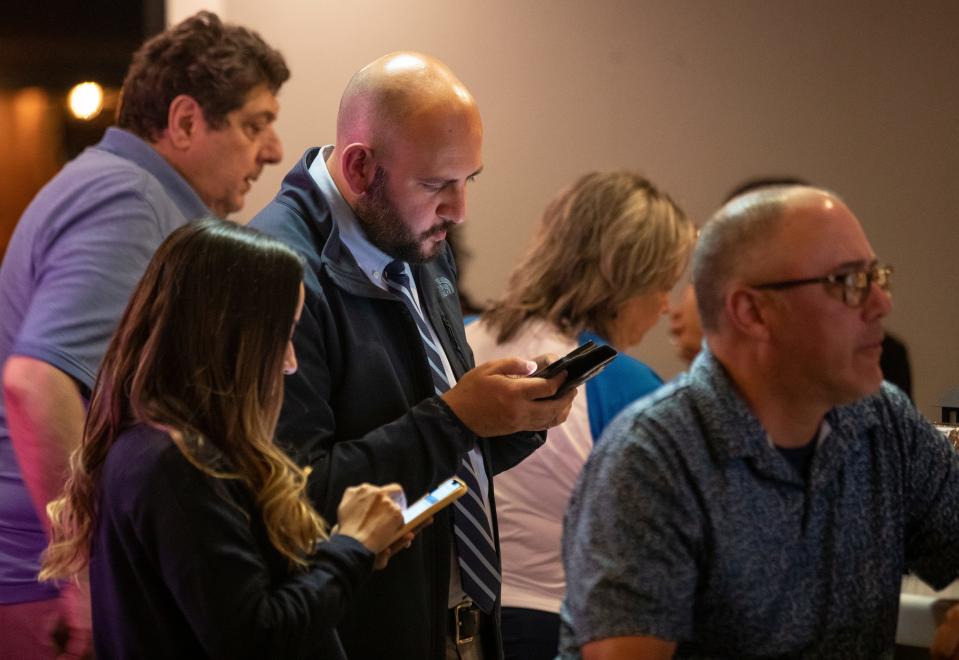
top-left (438, 183), bottom-right (467, 223)
top-left (259, 128), bottom-right (283, 164)
top-left (863, 280), bottom-right (892, 320)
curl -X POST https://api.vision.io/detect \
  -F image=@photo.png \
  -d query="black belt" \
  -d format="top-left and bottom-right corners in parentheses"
top-left (448, 601), bottom-right (481, 645)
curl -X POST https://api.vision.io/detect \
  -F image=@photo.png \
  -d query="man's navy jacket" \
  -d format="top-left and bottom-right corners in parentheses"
top-left (251, 148), bottom-right (544, 660)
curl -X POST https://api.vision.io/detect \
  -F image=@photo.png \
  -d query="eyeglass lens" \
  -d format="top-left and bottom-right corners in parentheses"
top-left (842, 266), bottom-right (891, 306)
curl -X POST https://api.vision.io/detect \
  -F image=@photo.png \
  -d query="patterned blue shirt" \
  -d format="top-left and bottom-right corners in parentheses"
top-left (560, 349), bottom-right (959, 659)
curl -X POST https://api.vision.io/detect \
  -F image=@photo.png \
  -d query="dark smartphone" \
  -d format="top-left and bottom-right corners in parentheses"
top-left (531, 341), bottom-right (618, 399)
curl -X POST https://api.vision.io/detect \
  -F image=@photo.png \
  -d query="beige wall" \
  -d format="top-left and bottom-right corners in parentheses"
top-left (183, 0), bottom-right (959, 419)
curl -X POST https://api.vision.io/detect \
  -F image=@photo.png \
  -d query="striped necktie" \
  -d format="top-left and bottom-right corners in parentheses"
top-left (383, 260), bottom-right (500, 613)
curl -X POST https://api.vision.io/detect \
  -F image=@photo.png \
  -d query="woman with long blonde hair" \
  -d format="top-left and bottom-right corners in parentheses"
top-left (41, 219), bottom-right (408, 659)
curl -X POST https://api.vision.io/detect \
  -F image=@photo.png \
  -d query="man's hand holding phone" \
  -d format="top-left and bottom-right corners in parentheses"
top-left (529, 341), bottom-right (617, 400)
top-left (441, 357), bottom-right (577, 436)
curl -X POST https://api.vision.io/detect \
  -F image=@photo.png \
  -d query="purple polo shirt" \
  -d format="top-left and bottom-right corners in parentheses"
top-left (0, 127), bottom-right (209, 603)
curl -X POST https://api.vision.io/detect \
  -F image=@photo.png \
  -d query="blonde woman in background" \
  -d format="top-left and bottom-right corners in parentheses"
top-left (466, 171), bottom-right (695, 660)
top-left (667, 282), bottom-right (704, 366)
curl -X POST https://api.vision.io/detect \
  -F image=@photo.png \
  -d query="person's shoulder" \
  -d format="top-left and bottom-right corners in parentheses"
top-left (876, 380), bottom-right (914, 410)
top-left (601, 352), bottom-right (664, 392)
top-left (834, 382), bottom-right (936, 450)
top-left (595, 374), bottom-right (696, 455)
top-left (102, 425), bottom-right (176, 502)
top-left (633, 372), bottom-right (694, 418)
top-left (575, 376), bottom-right (702, 520)
top-left (844, 381), bottom-right (917, 420)
top-left (611, 352), bottom-right (662, 378)
top-left (251, 202), bottom-right (331, 282)
top-left (250, 149), bottom-right (331, 250)
top-left (22, 149), bottom-right (154, 223)
top-left (102, 425), bottom-right (213, 506)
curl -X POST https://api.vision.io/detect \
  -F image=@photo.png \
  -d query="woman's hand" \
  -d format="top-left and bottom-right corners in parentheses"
top-left (335, 483), bottom-right (405, 557)
top-left (371, 515), bottom-right (435, 569)
top-left (373, 532), bottom-right (414, 570)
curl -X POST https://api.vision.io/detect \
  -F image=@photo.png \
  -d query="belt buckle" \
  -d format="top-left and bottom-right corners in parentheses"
top-left (454, 601), bottom-right (478, 646)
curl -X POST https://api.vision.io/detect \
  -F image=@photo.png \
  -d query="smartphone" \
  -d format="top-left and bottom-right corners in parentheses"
top-left (390, 477), bottom-right (468, 544)
top-left (531, 341), bottom-right (618, 399)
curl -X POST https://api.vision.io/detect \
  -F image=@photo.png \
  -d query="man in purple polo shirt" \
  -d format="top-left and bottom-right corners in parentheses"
top-left (0, 12), bottom-right (288, 658)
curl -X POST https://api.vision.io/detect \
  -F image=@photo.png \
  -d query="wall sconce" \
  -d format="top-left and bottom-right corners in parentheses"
top-left (67, 82), bottom-right (104, 120)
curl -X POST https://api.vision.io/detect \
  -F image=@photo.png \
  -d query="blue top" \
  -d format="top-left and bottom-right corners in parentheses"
top-left (0, 127), bottom-right (209, 603)
top-left (579, 330), bottom-right (662, 441)
top-left (561, 348), bottom-right (959, 658)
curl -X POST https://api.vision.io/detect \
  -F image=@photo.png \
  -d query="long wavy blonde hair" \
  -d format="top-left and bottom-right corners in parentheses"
top-left (482, 170), bottom-right (696, 344)
top-left (41, 219), bottom-right (326, 580)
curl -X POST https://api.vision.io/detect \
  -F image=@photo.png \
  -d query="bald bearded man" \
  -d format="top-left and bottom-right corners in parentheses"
top-left (251, 53), bottom-right (575, 660)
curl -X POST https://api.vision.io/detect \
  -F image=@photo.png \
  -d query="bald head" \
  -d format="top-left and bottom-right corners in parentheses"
top-left (329, 52), bottom-right (484, 264)
top-left (693, 186), bottom-right (842, 333)
top-left (336, 51), bottom-right (480, 153)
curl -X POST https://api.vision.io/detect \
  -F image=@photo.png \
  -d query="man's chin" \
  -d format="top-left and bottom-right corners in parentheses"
top-left (215, 197), bottom-right (245, 220)
top-left (416, 238), bottom-right (446, 263)
top-left (839, 372), bottom-right (884, 405)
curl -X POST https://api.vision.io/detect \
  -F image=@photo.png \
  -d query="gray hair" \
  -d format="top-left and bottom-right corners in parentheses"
top-left (693, 185), bottom-right (836, 332)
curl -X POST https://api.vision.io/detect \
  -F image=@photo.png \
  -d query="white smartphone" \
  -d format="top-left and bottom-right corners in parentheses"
top-left (390, 477), bottom-right (467, 543)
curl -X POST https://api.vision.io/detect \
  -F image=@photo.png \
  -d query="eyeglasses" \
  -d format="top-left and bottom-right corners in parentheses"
top-left (752, 264), bottom-right (893, 308)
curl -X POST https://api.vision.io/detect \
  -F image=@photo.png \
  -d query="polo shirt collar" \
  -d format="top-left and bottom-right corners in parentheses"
top-left (689, 348), bottom-right (882, 464)
top-left (687, 350), bottom-right (768, 460)
top-left (96, 127), bottom-right (210, 220)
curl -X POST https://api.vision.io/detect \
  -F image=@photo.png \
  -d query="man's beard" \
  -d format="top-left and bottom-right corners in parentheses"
top-left (353, 166), bottom-right (452, 264)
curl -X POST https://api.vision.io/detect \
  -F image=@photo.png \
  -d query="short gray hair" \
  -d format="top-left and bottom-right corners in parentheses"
top-left (693, 185), bottom-right (834, 332)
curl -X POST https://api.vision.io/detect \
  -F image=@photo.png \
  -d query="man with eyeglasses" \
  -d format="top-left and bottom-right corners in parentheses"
top-left (560, 185), bottom-right (959, 659)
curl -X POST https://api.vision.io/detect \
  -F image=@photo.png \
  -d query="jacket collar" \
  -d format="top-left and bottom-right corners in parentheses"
top-left (273, 148), bottom-right (390, 299)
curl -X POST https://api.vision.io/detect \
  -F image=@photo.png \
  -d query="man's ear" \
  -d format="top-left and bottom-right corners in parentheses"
top-left (725, 286), bottom-right (772, 341)
top-left (165, 94), bottom-right (204, 150)
top-left (340, 143), bottom-right (377, 196)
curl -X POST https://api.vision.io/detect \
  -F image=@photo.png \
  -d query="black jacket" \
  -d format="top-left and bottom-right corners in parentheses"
top-left (91, 424), bottom-right (372, 660)
top-left (250, 148), bottom-right (544, 660)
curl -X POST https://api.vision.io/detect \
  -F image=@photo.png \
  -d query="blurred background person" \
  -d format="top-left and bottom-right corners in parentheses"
top-left (881, 332), bottom-right (913, 401)
top-left (667, 282), bottom-right (703, 366)
top-left (466, 170), bottom-right (695, 660)
top-left (39, 220), bottom-right (411, 659)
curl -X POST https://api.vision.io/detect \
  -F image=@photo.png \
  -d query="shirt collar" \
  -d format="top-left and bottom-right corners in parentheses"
top-left (687, 350), bottom-right (769, 459)
top-left (689, 348), bottom-right (880, 461)
top-left (308, 145), bottom-right (394, 289)
top-left (96, 127), bottom-right (210, 220)
top-left (766, 419), bottom-right (832, 450)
